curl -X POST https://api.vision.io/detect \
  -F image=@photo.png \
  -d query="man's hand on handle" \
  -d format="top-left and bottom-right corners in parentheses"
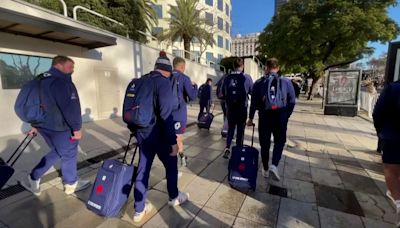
top-left (71, 130), bottom-right (82, 140)
top-left (246, 119), bottom-right (254, 127)
top-left (28, 127), bottom-right (38, 136)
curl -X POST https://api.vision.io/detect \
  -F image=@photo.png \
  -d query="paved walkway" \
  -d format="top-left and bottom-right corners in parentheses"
top-left (0, 98), bottom-right (395, 228)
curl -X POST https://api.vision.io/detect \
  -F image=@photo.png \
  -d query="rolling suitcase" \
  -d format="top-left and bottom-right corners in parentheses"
top-left (197, 105), bottom-right (214, 130)
top-left (87, 134), bottom-right (138, 217)
top-left (0, 134), bottom-right (36, 190)
top-left (228, 124), bottom-right (258, 191)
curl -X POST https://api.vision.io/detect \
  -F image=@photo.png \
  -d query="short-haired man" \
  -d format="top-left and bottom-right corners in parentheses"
top-left (20, 55), bottom-right (90, 195)
top-left (131, 53), bottom-right (189, 223)
top-left (198, 78), bottom-right (213, 119)
top-left (171, 57), bottom-right (198, 166)
top-left (247, 58), bottom-right (296, 181)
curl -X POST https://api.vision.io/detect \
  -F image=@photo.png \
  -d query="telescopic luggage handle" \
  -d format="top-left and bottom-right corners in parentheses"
top-left (7, 133), bottom-right (36, 167)
top-left (243, 123), bottom-right (255, 147)
top-left (123, 133), bottom-right (138, 165)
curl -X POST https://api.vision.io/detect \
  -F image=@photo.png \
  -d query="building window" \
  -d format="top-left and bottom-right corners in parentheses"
top-left (205, 12), bottom-right (213, 26)
top-left (218, 54), bottom-right (223, 63)
top-left (225, 22), bottom-right (229, 34)
top-left (225, 39), bottom-right (230, 51)
top-left (206, 52), bottom-right (214, 63)
top-left (218, 17), bottom-right (223, 30)
top-left (151, 27), bottom-right (163, 36)
top-left (205, 0), bottom-right (213, 6)
top-left (217, 36), bottom-right (223, 48)
top-left (225, 3), bottom-right (229, 16)
top-left (153, 5), bottom-right (163, 18)
top-left (192, 37), bottom-right (200, 43)
top-left (191, 51), bottom-right (200, 61)
top-left (218, 0), bottom-right (223, 11)
top-left (172, 49), bottom-right (181, 57)
top-left (0, 53), bottom-right (52, 90)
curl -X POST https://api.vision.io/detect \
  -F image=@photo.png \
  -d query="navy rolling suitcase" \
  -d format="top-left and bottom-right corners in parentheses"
top-left (197, 106), bottom-right (214, 130)
top-left (228, 124), bottom-right (258, 191)
top-left (87, 134), bottom-right (138, 217)
top-left (0, 134), bottom-right (36, 190)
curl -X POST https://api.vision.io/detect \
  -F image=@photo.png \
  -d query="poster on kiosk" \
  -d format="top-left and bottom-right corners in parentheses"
top-left (324, 69), bottom-right (362, 117)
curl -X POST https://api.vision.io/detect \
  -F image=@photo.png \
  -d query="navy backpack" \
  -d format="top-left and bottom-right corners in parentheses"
top-left (123, 74), bottom-right (156, 129)
top-left (264, 75), bottom-right (288, 110)
top-left (14, 73), bottom-right (53, 124)
top-left (224, 73), bottom-right (247, 107)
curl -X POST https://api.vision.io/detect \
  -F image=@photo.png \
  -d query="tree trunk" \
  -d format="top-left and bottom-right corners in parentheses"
top-left (183, 35), bottom-right (191, 60)
top-left (307, 70), bottom-right (322, 100)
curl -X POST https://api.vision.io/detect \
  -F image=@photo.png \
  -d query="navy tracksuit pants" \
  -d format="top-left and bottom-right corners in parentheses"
top-left (226, 106), bottom-right (247, 148)
top-left (31, 128), bottom-right (78, 185)
top-left (258, 110), bottom-right (288, 170)
top-left (134, 129), bottom-right (178, 213)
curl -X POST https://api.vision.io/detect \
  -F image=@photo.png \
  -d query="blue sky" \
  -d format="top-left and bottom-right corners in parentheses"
top-left (231, 0), bottom-right (400, 59)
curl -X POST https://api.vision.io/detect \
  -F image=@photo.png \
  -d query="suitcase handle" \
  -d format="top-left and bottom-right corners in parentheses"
top-left (243, 123), bottom-right (255, 147)
top-left (7, 133), bottom-right (36, 167)
top-left (123, 133), bottom-right (138, 165)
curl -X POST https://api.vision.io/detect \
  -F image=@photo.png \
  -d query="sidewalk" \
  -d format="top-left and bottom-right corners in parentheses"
top-left (0, 98), bottom-right (394, 228)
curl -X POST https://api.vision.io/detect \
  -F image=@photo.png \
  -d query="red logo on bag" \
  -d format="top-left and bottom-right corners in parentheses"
top-left (239, 163), bottom-right (246, 171)
top-left (272, 105), bottom-right (278, 110)
top-left (96, 185), bottom-right (104, 194)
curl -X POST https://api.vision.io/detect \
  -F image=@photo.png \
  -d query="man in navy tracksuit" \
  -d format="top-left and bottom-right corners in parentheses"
top-left (216, 73), bottom-right (228, 119)
top-left (247, 58), bottom-right (296, 181)
top-left (373, 80), bottom-right (400, 226)
top-left (171, 57), bottom-right (198, 166)
top-left (20, 56), bottom-right (90, 196)
top-left (132, 53), bottom-right (189, 223)
top-left (198, 78), bottom-right (213, 119)
top-left (222, 57), bottom-right (253, 159)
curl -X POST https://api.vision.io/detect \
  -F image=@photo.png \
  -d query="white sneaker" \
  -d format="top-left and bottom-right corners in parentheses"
top-left (180, 155), bottom-right (188, 167)
top-left (20, 175), bottom-right (41, 196)
top-left (169, 191), bottom-right (189, 207)
top-left (178, 171), bottom-right (183, 178)
top-left (269, 165), bottom-right (281, 181)
top-left (64, 179), bottom-right (91, 195)
top-left (262, 169), bottom-right (269, 178)
top-left (133, 203), bottom-right (153, 223)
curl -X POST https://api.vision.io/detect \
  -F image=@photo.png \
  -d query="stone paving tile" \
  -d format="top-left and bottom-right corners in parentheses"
top-left (143, 201), bottom-right (200, 228)
top-left (318, 207), bottom-right (364, 228)
top-left (232, 217), bottom-right (271, 228)
top-left (315, 185), bottom-right (364, 216)
top-left (199, 159), bottom-right (228, 182)
top-left (338, 170), bottom-right (382, 195)
top-left (0, 187), bottom-right (86, 228)
top-left (188, 206), bottom-right (236, 228)
top-left (277, 198), bottom-right (319, 228)
top-left (308, 157), bottom-right (336, 170)
top-left (310, 167), bottom-right (344, 189)
top-left (195, 148), bottom-right (223, 162)
top-left (96, 219), bottom-right (138, 228)
top-left (179, 158), bottom-right (210, 175)
top-left (354, 191), bottom-right (396, 224)
top-left (284, 162), bottom-right (312, 182)
top-left (205, 183), bottom-right (247, 216)
top-left (182, 177), bottom-right (220, 206)
top-left (362, 217), bottom-right (394, 228)
top-left (238, 192), bottom-right (280, 226)
top-left (153, 172), bottom-right (196, 194)
top-left (284, 178), bottom-right (316, 203)
top-left (184, 146), bottom-right (204, 158)
top-left (52, 205), bottom-right (105, 228)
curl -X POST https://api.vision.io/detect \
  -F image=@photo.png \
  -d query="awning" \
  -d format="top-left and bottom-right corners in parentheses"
top-left (0, 2), bottom-right (117, 49)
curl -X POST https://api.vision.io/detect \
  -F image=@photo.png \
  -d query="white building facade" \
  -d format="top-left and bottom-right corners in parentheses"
top-left (148, 0), bottom-right (232, 64)
top-left (231, 33), bottom-right (260, 57)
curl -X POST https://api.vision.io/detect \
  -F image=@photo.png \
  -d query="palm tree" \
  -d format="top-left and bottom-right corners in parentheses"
top-left (159, 0), bottom-right (215, 59)
top-left (136, 0), bottom-right (159, 31)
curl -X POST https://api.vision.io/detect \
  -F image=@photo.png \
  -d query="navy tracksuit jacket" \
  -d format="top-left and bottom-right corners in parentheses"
top-left (249, 73), bottom-right (296, 170)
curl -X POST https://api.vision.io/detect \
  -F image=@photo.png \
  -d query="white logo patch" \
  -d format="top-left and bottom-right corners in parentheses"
top-left (174, 122), bottom-right (181, 130)
top-left (71, 92), bottom-right (77, 100)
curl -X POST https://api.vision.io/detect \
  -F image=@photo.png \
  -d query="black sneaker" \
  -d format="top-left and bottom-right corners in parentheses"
top-left (180, 155), bottom-right (188, 167)
top-left (223, 148), bottom-right (230, 159)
